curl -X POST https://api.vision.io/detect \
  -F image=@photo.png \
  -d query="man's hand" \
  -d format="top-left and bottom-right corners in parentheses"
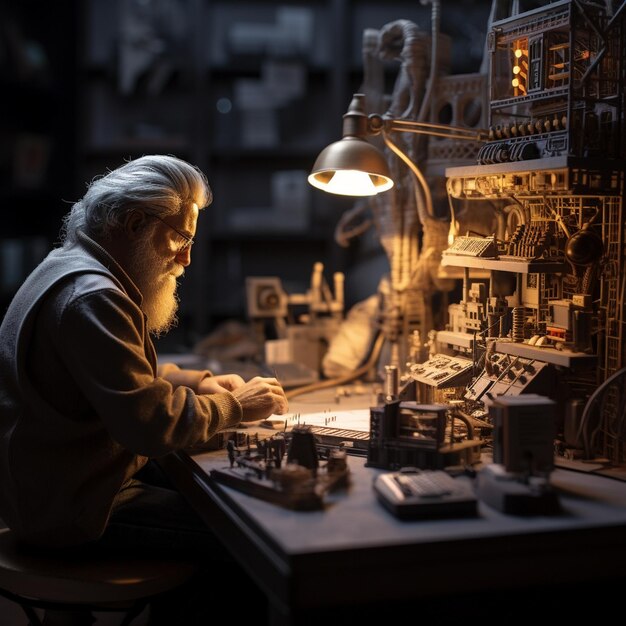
top-left (198, 374), bottom-right (246, 394)
top-left (230, 376), bottom-right (289, 422)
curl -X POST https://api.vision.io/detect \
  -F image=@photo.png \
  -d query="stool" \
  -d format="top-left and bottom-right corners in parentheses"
top-left (0, 528), bottom-right (198, 625)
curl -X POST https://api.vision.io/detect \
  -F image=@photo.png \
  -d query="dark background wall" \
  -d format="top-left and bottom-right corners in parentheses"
top-left (1, 0), bottom-right (545, 351)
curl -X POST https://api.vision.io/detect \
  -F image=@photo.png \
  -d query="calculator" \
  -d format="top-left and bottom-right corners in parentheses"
top-left (373, 468), bottom-right (478, 519)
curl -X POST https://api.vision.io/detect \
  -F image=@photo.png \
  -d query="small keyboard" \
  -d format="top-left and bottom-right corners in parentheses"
top-left (373, 468), bottom-right (478, 519)
top-left (444, 236), bottom-right (496, 257)
top-left (395, 471), bottom-right (457, 497)
top-left (306, 425), bottom-right (369, 455)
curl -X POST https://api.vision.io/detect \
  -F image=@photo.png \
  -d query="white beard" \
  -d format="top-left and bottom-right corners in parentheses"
top-left (127, 236), bottom-right (183, 337)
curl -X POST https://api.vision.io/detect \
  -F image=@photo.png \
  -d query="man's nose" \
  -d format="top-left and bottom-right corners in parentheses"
top-left (176, 246), bottom-right (192, 266)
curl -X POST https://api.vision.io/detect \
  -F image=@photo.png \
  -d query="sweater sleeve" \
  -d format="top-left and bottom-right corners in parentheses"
top-left (157, 362), bottom-right (213, 392)
top-left (56, 288), bottom-right (243, 456)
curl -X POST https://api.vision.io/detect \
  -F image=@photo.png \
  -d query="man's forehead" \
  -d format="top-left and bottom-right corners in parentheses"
top-left (174, 203), bottom-right (199, 230)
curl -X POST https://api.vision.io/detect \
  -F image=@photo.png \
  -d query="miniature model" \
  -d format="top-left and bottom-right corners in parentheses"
top-left (322, 0), bottom-right (625, 468)
top-left (212, 426), bottom-right (350, 510)
top-left (442, 0), bottom-right (625, 465)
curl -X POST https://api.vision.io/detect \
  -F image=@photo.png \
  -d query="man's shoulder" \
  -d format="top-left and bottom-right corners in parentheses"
top-left (33, 248), bottom-right (126, 311)
top-left (43, 272), bottom-right (138, 332)
top-left (53, 272), bottom-right (123, 302)
top-left (35, 245), bottom-right (120, 292)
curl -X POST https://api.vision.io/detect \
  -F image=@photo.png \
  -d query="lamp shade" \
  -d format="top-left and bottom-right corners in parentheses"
top-left (308, 136), bottom-right (394, 196)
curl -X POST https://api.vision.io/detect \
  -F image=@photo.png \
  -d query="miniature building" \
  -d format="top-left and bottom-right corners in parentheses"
top-left (440, 0), bottom-right (625, 463)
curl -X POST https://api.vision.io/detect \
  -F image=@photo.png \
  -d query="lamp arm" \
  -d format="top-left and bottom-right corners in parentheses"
top-left (369, 114), bottom-right (489, 142)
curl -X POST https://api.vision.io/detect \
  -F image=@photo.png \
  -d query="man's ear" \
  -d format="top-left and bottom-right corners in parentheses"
top-left (124, 210), bottom-right (145, 238)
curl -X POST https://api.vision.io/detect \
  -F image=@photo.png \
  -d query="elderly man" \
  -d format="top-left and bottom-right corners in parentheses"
top-left (0, 155), bottom-right (289, 622)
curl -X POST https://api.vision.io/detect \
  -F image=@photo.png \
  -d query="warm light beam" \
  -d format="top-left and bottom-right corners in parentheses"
top-left (308, 169), bottom-right (393, 196)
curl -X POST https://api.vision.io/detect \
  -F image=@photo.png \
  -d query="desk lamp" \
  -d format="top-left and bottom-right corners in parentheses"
top-left (309, 93), bottom-right (488, 216)
top-left (309, 92), bottom-right (489, 377)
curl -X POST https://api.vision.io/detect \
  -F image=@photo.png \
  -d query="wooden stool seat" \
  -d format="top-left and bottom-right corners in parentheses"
top-left (0, 528), bottom-right (197, 625)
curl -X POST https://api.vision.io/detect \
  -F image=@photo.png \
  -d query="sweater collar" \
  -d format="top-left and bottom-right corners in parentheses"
top-left (75, 231), bottom-right (143, 307)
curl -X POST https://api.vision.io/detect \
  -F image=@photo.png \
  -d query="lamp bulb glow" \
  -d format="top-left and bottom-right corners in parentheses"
top-left (513, 65), bottom-right (520, 74)
top-left (321, 170), bottom-right (389, 196)
top-left (512, 78), bottom-right (519, 88)
top-left (515, 48), bottom-right (522, 58)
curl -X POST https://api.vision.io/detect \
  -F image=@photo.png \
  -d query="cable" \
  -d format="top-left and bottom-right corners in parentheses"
top-left (417, 0), bottom-right (440, 124)
top-left (383, 131), bottom-right (434, 219)
top-left (577, 366), bottom-right (626, 458)
top-left (285, 332), bottom-right (385, 400)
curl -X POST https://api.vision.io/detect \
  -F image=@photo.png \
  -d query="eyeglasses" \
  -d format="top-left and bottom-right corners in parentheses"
top-left (148, 213), bottom-right (195, 251)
